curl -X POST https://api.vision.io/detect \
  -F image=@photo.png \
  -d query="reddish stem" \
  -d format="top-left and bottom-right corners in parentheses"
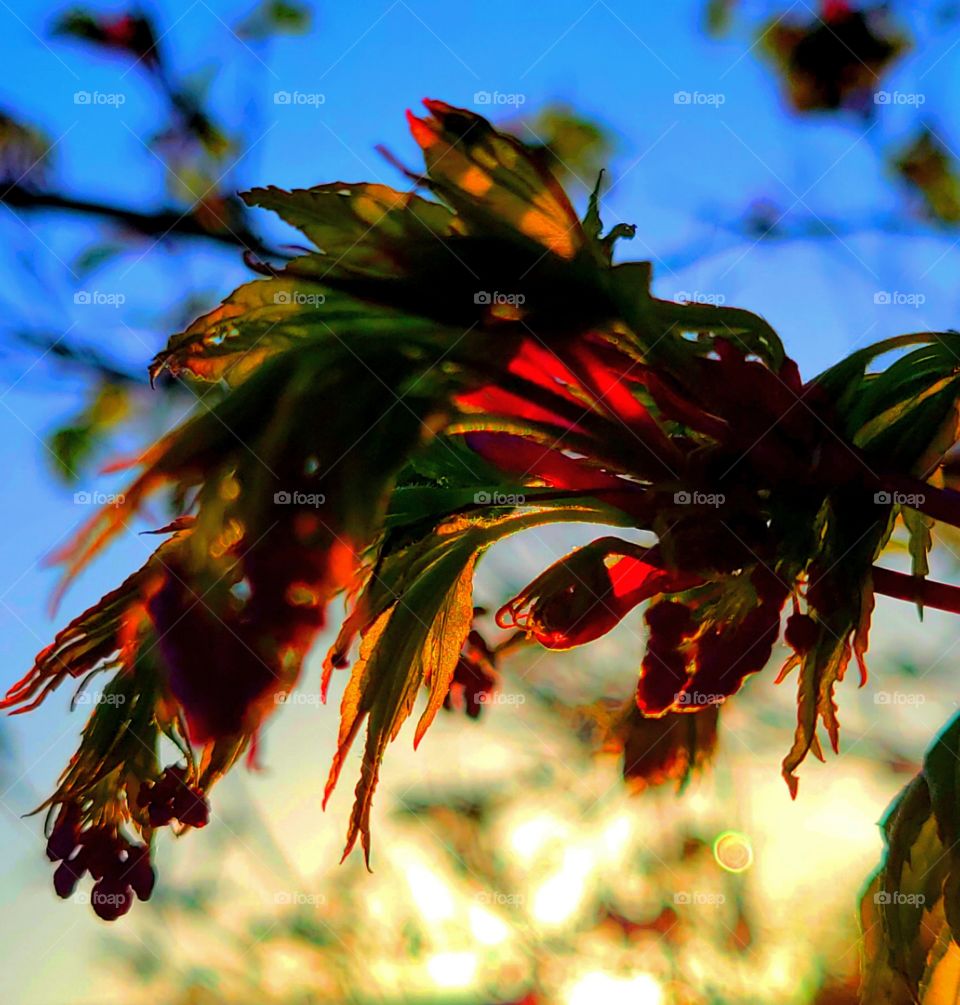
top-left (880, 476), bottom-right (960, 530)
top-left (872, 566), bottom-right (960, 615)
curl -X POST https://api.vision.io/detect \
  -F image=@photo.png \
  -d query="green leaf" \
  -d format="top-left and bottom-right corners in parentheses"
top-left (243, 183), bottom-right (458, 274)
top-left (862, 714), bottom-right (960, 1001)
top-left (650, 297), bottom-right (785, 370)
top-left (151, 281), bottom-right (453, 386)
top-left (323, 526), bottom-right (482, 865)
top-left (49, 657), bottom-right (162, 812)
top-left (903, 507), bottom-right (934, 615)
top-left (46, 381), bottom-right (130, 481)
top-left (236, 0), bottom-right (311, 38)
top-left (397, 434), bottom-right (510, 495)
top-left (3, 537), bottom-right (176, 715)
top-left (815, 332), bottom-right (960, 434)
top-left (323, 503), bottom-right (635, 863)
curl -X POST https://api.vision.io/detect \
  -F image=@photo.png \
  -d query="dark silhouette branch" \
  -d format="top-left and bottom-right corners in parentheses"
top-left (13, 328), bottom-right (146, 385)
top-left (0, 183), bottom-right (281, 258)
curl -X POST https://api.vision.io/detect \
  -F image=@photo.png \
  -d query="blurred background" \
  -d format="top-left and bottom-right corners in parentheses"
top-left (2, 1), bottom-right (960, 1001)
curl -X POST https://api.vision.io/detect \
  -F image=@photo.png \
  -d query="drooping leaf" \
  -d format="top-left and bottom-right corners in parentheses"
top-left (323, 503), bottom-right (635, 862)
top-left (903, 506), bottom-right (934, 616)
top-left (324, 531), bottom-right (480, 865)
top-left (861, 715), bottom-right (960, 1002)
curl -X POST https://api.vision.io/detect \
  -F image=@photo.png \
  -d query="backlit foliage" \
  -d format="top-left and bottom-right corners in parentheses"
top-left (8, 102), bottom-right (960, 1002)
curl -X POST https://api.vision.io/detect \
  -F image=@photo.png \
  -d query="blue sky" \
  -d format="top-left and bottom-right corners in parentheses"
top-left (2, 1), bottom-right (960, 1000)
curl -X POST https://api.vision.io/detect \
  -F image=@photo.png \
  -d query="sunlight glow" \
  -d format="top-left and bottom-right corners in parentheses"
top-left (532, 845), bottom-right (593, 924)
top-left (566, 971), bottom-right (664, 1005)
top-left (426, 951), bottom-right (478, 989)
top-left (599, 813), bottom-right (633, 863)
top-left (468, 903), bottom-right (512, 946)
top-left (404, 862), bottom-right (456, 923)
top-left (509, 814), bottom-right (567, 862)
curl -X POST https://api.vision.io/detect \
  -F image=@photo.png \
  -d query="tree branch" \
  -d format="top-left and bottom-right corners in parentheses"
top-left (0, 183), bottom-right (280, 258)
